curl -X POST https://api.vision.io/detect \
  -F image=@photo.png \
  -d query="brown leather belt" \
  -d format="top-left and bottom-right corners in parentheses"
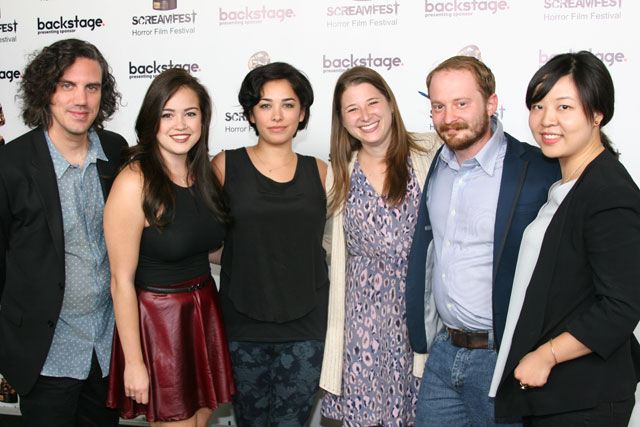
top-left (445, 326), bottom-right (489, 349)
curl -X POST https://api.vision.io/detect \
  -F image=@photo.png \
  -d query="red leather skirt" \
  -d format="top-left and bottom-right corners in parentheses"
top-left (106, 274), bottom-right (234, 422)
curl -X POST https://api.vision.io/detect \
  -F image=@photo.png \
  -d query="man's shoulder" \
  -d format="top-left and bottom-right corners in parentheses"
top-left (504, 132), bottom-right (558, 169)
top-left (95, 128), bottom-right (128, 149)
top-left (0, 128), bottom-right (42, 161)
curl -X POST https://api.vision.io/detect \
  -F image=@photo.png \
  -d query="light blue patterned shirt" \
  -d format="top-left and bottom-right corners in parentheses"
top-left (427, 117), bottom-right (507, 332)
top-left (41, 129), bottom-right (114, 379)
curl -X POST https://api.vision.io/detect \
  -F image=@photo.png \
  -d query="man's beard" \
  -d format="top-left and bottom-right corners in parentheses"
top-left (437, 113), bottom-right (491, 153)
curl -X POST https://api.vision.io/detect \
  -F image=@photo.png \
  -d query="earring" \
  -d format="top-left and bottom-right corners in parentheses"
top-left (594, 120), bottom-right (600, 126)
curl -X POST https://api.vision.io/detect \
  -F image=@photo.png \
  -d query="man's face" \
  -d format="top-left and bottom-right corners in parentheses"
top-left (48, 57), bottom-right (102, 141)
top-left (428, 69), bottom-right (496, 154)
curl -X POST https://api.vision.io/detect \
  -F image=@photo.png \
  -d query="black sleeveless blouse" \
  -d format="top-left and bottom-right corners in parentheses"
top-left (219, 147), bottom-right (329, 342)
top-left (135, 184), bottom-right (225, 287)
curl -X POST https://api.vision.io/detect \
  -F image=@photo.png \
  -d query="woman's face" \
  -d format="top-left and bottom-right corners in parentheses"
top-left (156, 86), bottom-right (202, 160)
top-left (250, 79), bottom-right (305, 146)
top-left (340, 82), bottom-right (394, 151)
top-left (528, 75), bottom-right (603, 162)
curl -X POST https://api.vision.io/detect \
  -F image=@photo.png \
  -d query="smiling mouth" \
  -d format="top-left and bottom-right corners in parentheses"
top-left (360, 121), bottom-right (379, 132)
top-left (170, 134), bottom-right (191, 142)
top-left (541, 133), bottom-right (562, 143)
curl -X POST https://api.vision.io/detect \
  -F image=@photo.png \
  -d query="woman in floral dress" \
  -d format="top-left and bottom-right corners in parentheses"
top-left (320, 66), bottom-right (441, 426)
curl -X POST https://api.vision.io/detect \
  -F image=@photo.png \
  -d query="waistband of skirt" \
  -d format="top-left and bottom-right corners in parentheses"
top-left (135, 274), bottom-right (212, 294)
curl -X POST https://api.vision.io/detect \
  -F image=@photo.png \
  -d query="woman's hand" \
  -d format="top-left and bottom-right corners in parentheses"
top-left (514, 332), bottom-right (591, 389)
top-left (514, 341), bottom-right (557, 388)
top-left (124, 360), bottom-right (150, 404)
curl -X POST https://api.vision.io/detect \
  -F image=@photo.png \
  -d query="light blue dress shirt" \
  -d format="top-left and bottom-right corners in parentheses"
top-left (427, 117), bottom-right (507, 332)
top-left (41, 129), bottom-right (114, 379)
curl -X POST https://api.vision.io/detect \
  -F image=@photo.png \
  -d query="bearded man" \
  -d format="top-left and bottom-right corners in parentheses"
top-left (405, 55), bottom-right (560, 426)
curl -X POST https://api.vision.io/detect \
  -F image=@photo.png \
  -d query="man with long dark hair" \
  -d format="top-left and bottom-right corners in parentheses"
top-left (0, 38), bottom-right (127, 427)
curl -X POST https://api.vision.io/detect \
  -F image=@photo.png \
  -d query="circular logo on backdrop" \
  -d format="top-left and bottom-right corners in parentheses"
top-left (248, 51), bottom-right (271, 70)
top-left (457, 44), bottom-right (482, 60)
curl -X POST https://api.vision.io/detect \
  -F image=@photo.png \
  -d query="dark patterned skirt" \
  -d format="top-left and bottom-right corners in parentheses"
top-left (106, 274), bottom-right (235, 422)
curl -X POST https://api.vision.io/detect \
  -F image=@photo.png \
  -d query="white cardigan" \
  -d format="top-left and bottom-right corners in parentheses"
top-left (319, 132), bottom-right (442, 395)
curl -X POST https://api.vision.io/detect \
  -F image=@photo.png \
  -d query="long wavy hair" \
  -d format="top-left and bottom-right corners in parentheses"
top-left (526, 50), bottom-right (618, 158)
top-left (328, 66), bottom-right (421, 215)
top-left (125, 68), bottom-right (229, 229)
top-left (19, 38), bottom-right (120, 130)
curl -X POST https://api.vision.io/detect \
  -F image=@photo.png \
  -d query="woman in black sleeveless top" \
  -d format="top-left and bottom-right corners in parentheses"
top-left (104, 69), bottom-right (234, 425)
top-left (212, 62), bottom-right (329, 427)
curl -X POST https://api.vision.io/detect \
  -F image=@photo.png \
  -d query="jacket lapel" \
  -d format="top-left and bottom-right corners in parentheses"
top-left (29, 130), bottom-right (65, 262)
top-left (95, 133), bottom-right (122, 201)
top-left (493, 135), bottom-right (527, 279)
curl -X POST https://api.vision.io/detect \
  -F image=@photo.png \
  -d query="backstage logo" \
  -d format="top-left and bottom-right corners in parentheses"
top-left (36, 15), bottom-right (104, 35)
top-left (322, 53), bottom-right (403, 73)
top-left (0, 69), bottom-right (21, 83)
top-left (223, 109), bottom-right (252, 134)
top-left (326, 0), bottom-right (400, 29)
top-left (128, 60), bottom-right (201, 80)
top-left (248, 51), bottom-right (271, 70)
top-left (131, 10), bottom-right (197, 37)
top-left (0, 16), bottom-right (19, 43)
top-left (538, 48), bottom-right (628, 67)
top-left (425, 0), bottom-right (509, 18)
top-left (218, 5), bottom-right (296, 26)
top-left (542, 0), bottom-right (622, 21)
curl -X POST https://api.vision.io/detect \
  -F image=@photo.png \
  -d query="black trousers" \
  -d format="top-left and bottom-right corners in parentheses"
top-left (19, 351), bottom-right (119, 427)
top-left (523, 396), bottom-right (635, 427)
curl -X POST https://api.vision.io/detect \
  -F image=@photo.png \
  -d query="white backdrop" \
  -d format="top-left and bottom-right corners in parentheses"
top-left (1, 0), bottom-right (639, 426)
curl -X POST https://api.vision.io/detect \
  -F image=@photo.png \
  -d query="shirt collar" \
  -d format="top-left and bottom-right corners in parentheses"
top-left (438, 116), bottom-right (505, 176)
top-left (45, 128), bottom-right (107, 179)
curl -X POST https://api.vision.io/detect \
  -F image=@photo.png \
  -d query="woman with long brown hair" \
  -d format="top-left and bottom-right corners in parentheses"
top-left (105, 68), bottom-right (234, 426)
top-left (320, 66), bottom-right (441, 426)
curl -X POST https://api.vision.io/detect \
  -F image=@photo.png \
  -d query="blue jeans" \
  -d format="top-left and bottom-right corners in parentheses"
top-left (416, 328), bottom-right (521, 427)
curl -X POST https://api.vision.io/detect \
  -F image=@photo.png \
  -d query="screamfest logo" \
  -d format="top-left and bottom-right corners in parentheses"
top-left (129, 60), bottom-right (201, 80)
top-left (0, 18), bottom-right (18, 43)
top-left (538, 49), bottom-right (627, 67)
top-left (224, 110), bottom-right (252, 134)
top-left (218, 5), bottom-right (296, 26)
top-left (322, 53), bottom-right (403, 73)
top-left (225, 51), bottom-right (272, 134)
top-left (425, 0), bottom-right (509, 17)
top-left (542, 0), bottom-right (622, 21)
top-left (37, 16), bottom-right (104, 35)
top-left (326, 0), bottom-right (400, 29)
top-left (131, 10), bottom-right (197, 37)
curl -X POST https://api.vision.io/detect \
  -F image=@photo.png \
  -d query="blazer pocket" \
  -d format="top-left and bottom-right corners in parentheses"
top-left (0, 303), bottom-right (23, 327)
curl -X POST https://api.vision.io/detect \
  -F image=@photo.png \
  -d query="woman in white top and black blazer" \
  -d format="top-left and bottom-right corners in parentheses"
top-left (491, 50), bottom-right (640, 426)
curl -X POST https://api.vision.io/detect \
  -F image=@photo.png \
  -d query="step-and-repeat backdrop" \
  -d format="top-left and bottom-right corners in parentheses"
top-left (1, 1), bottom-right (639, 425)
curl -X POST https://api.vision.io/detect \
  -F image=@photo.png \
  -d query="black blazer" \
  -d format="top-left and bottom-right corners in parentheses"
top-left (495, 150), bottom-right (640, 417)
top-left (0, 127), bottom-right (126, 395)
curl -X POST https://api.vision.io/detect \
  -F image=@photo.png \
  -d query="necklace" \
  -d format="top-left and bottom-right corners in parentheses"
top-left (170, 171), bottom-right (188, 186)
top-left (251, 146), bottom-right (296, 173)
top-left (563, 144), bottom-right (603, 183)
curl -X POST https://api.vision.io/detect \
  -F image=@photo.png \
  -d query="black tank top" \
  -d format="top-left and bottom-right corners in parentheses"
top-left (135, 184), bottom-right (225, 287)
top-left (220, 147), bottom-right (329, 342)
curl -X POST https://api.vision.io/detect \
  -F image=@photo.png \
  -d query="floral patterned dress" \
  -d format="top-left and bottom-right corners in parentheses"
top-left (322, 159), bottom-right (422, 427)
